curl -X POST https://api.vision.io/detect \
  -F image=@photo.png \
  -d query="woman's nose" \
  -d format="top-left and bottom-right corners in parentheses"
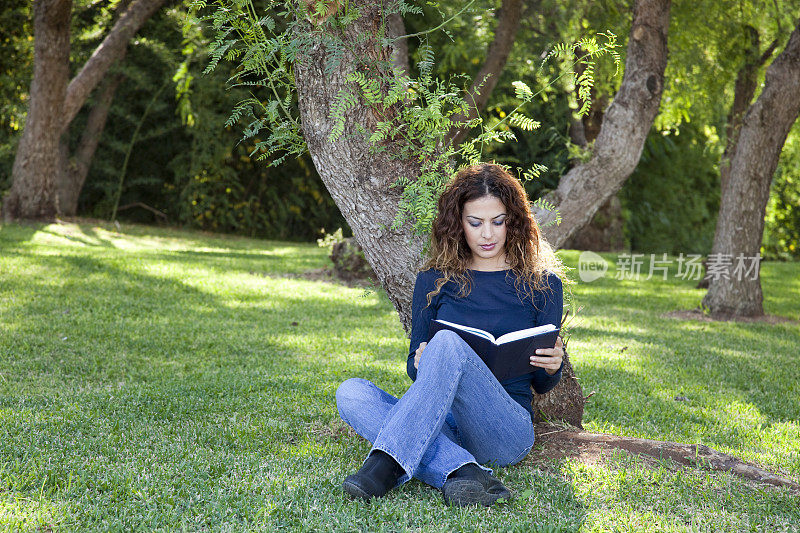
top-left (482, 224), bottom-right (493, 239)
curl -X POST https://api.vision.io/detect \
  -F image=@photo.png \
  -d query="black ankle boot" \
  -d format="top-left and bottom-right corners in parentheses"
top-left (342, 450), bottom-right (404, 500)
top-left (442, 463), bottom-right (512, 507)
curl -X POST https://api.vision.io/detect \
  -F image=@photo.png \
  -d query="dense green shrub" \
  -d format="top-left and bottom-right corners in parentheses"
top-left (620, 126), bottom-right (721, 255)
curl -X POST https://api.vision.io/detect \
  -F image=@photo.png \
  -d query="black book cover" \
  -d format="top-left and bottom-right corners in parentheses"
top-left (427, 319), bottom-right (560, 382)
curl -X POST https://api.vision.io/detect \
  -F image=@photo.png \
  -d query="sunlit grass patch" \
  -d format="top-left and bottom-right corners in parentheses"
top-left (0, 220), bottom-right (798, 530)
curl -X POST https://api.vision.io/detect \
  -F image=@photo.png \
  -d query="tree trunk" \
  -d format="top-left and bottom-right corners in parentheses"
top-left (697, 27), bottom-right (777, 290)
top-left (564, 78), bottom-right (624, 253)
top-left (447, 0), bottom-right (524, 147)
top-left (294, 2), bottom-right (427, 333)
top-left (2, 0), bottom-right (166, 223)
top-left (2, 0), bottom-right (72, 222)
top-left (532, 0), bottom-right (671, 250)
top-left (702, 21), bottom-right (800, 317)
top-left (58, 71), bottom-right (125, 216)
top-left (563, 195), bottom-right (625, 252)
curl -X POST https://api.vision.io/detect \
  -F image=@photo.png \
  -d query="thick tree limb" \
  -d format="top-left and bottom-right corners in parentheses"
top-left (62, 0), bottom-right (167, 129)
top-left (447, 0), bottom-right (524, 146)
top-left (533, 0), bottom-right (671, 250)
top-left (58, 67), bottom-right (126, 216)
top-left (535, 424), bottom-right (800, 491)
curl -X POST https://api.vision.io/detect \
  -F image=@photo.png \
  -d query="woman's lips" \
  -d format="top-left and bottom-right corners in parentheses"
top-left (480, 243), bottom-right (496, 251)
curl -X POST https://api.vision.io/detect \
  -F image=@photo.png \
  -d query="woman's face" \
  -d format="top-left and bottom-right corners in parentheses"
top-left (461, 195), bottom-right (508, 269)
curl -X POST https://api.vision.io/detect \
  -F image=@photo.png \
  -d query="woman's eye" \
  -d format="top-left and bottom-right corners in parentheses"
top-left (493, 220), bottom-right (505, 226)
top-left (470, 222), bottom-right (480, 228)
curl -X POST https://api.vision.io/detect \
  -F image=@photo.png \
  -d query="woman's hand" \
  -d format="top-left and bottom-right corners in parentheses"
top-left (414, 342), bottom-right (427, 369)
top-left (529, 336), bottom-right (564, 375)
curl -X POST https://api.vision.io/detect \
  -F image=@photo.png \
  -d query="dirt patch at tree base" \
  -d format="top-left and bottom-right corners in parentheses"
top-left (662, 307), bottom-right (799, 325)
top-left (527, 424), bottom-right (799, 492)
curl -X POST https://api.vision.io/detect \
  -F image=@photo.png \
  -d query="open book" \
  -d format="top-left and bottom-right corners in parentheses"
top-left (427, 319), bottom-right (559, 381)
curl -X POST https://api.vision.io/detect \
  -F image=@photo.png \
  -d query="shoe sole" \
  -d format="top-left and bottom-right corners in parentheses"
top-left (342, 478), bottom-right (373, 501)
top-left (442, 479), bottom-right (511, 507)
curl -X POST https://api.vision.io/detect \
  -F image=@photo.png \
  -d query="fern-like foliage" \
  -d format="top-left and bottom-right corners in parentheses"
top-left (542, 31), bottom-right (620, 118)
top-left (197, 0), bottom-right (621, 236)
top-left (531, 197), bottom-right (561, 227)
top-left (191, 0), bottom-right (305, 167)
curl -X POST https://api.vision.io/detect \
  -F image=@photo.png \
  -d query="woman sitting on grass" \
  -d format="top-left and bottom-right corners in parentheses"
top-left (335, 163), bottom-right (568, 507)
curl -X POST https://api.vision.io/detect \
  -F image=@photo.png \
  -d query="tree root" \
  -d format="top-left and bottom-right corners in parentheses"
top-left (533, 424), bottom-right (799, 492)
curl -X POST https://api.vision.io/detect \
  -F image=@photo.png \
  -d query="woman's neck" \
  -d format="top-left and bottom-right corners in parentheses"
top-left (467, 255), bottom-right (510, 271)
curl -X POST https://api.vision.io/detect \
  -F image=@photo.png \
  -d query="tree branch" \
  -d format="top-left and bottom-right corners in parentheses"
top-left (73, 70), bottom-right (125, 181)
top-left (61, 0), bottom-right (167, 130)
top-left (533, 0), bottom-right (671, 250)
top-left (447, 0), bottom-right (524, 146)
top-left (758, 36), bottom-right (780, 65)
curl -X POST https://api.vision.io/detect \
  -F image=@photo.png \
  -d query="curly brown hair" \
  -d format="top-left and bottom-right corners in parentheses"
top-left (422, 163), bottom-right (570, 307)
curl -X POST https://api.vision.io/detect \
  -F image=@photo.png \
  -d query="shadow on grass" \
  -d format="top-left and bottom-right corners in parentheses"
top-left (0, 220), bottom-right (43, 246)
top-left (0, 249), bottom-right (397, 383)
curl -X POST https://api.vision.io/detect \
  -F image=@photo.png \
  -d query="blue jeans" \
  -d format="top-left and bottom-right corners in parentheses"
top-left (335, 329), bottom-right (535, 489)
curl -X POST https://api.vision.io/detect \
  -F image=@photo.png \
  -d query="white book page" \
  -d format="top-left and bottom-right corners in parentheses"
top-left (434, 319), bottom-right (496, 343)
top-left (496, 324), bottom-right (556, 345)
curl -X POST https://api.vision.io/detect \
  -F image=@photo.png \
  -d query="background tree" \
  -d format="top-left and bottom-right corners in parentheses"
top-left (702, 20), bottom-right (800, 317)
top-left (2, 0), bottom-right (168, 221)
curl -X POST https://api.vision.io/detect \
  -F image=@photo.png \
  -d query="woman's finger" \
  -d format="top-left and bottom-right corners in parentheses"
top-left (414, 342), bottom-right (427, 369)
top-left (534, 347), bottom-right (563, 357)
top-left (529, 355), bottom-right (561, 365)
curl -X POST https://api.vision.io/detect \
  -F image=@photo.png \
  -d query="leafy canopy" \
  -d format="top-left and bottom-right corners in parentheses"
top-left (193, 0), bottom-right (619, 235)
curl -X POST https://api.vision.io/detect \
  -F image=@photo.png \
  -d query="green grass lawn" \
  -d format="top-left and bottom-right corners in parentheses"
top-left (0, 220), bottom-right (798, 531)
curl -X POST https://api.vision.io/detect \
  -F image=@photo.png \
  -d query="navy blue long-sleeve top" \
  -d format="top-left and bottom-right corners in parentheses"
top-left (406, 268), bottom-right (564, 418)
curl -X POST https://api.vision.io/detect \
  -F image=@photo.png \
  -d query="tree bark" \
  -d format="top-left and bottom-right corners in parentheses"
top-left (532, 0), bottom-right (671, 250)
top-left (562, 195), bottom-right (625, 252)
top-left (2, 0), bottom-right (72, 222)
top-left (294, 1), bottom-right (427, 333)
top-left (702, 20), bottom-right (800, 317)
top-left (447, 0), bottom-right (524, 147)
top-left (58, 70), bottom-right (125, 216)
top-left (720, 26), bottom-right (779, 194)
top-left (2, 0), bottom-right (166, 223)
top-left (386, 13), bottom-right (409, 75)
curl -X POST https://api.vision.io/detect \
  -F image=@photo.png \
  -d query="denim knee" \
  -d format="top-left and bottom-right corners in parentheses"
top-left (422, 330), bottom-right (466, 371)
top-left (335, 377), bottom-right (371, 421)
top-left (496, 432), bottom-right (535, 466)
